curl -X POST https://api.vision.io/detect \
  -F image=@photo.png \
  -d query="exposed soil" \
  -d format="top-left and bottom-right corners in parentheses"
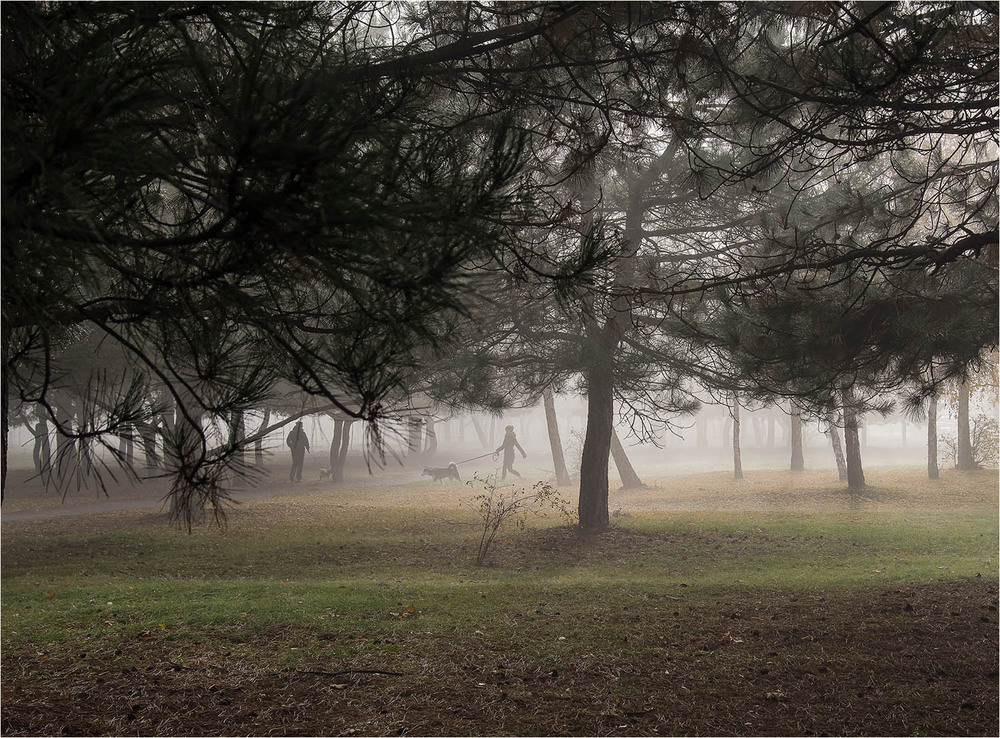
top-left (2, 577), bottom-right (997, 737)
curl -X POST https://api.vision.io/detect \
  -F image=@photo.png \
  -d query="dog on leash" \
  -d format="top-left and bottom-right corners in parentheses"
top-left (319, 468), bottom-right (331, 480)
top-left (422, 463), bottom-right (461, 483)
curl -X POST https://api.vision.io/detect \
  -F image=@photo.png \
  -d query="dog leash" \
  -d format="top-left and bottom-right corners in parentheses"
top-left (452, 451), bottom-right (499, 465)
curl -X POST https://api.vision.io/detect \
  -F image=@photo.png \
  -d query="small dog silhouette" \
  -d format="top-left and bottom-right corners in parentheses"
top-left (319, 468), bottom-right (331, 480)
top-left (422, 463), bottom-right (461, 483)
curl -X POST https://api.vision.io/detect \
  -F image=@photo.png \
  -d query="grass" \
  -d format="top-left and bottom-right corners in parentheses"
top-left (2, 465), bottom-right (997, 736)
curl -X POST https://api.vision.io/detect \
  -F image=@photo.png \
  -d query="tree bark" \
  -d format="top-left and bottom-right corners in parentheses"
top-left (842, 388), bottom-right (866, 490)
top-left (578, 360), bottom-right (613, 531)
top-left (407, 417), bottom-right (422, 465)
top-left (957, 380), bottom-right (975, 469)
top-left (790, 409), bottom-right (804, 472)
top-left (229, 410), bottom-right (245, 470)
top-left (33, 414), bottom-right (51, 476)
top-left (927, 394), bottom-right (939, 479)
top-left (542, 388), bottom-right (571, 486)
top-left (470, 414), bottom-right (489, 449)
top-left (610, 427), bottom-right (644, 489)
top-left (329, 419), bottom-right (343, 471)
top-left (334, 419), bottom-right (352, 483)
top-left (254, 408), bottom-right (270, 466)
top-left (424, 417), bottom-right (437, 460)
top-left (732, 398), bottom-right (743, 480)
top-left (137, 420), bottom-right (160, 469)
top-left (826, 418), bottom-right (848, 481)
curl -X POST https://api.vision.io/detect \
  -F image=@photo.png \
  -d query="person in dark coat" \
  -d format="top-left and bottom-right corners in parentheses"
top-left (286, 420), bottom-right (310, 482)
top-left (495, 424), bottom-right (526, 481)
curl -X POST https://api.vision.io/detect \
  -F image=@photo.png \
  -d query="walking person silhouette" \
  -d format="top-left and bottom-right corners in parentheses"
top-left (495, 424), bottom-right (526, 481)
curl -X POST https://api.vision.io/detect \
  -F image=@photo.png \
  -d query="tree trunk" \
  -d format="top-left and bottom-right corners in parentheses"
top-left (407, 417), bottom-right (422, 465)
top-left (610, 427), bottom-right (644, 489)
top-left (254, 408), bottom-right (269, 466)
top-left (732, 399), bottom-right (743, 480)
top-left (578, 361), bottom-right (613, 531)
top-left (927, 394), bottom-right (939, 480)
top-left (470, 414), bottom-right (489, 449)
top-left (790, 410), bottom-right (804, 472)
top-left (329, 419), bottom-right (344, 471)
top-left (827, 418), bottom-right (848, 481)
top-left (55, 400), bottom-right (77, 484)
top-left (957, 380), bottom-right (975, 469)
top-left (117, 424), bottom-right (135, 471)
top-left (230, 410), bottom-right (245, 471)
top-left (767, 412), bottom-right (775, 448)
top-left (542, 388), bottom-right (571, 486)
top-left (137, 421), bottom-right (160, 469)
top-left (1, 355), bottom-right (7, 502)
top-left (33, 415), bottom-right (52, 476)
top-left (842, 388), bottom-right (866, 490)
top-left (424, 417), bottom-right (437, 460)
top-left (334, 420), bottom-right (352, 483)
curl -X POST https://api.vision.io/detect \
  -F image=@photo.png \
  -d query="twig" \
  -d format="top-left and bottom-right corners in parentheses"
top-left (295, 668), bottom-right (404, 677)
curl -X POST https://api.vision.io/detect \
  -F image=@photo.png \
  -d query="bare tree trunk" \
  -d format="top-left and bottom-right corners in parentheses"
top-left (826, 418), bottom-right (848, 481)
top-left (117, 424), bottom-right (135, 471)
top-left (254, 408), bottom-right (269, 466)
top-left (230, 410), bottom-right (245, 470)
top-left (329, 419), bottom-right (343, 471)
top-left (137, 421), bottom-right (160, 469)
top-left (578, 361), bottom-right (613, 531)
top-left (767, 412), bottom-right (775, 448)
top-left (610, 427), bottom-right (644, 489)
top-left (842, 387), bottom-right (866, 491)
top-left (424, 417), bottom-right (437, 460)
top-left (542, 389), bottom-right (571, 486)
top-left (927, 394), bottom-right (939, 479)
top-left (957, 380), bottom-right (975, 469)
top-left (334, 420), bottom-right (352, 483)
top-left (470, 415), bottom-right (489, 449)
top-left (33, 412), bottom-right (51, 476)
top-left (407, 417), bottom-right (422, 465)
top-left (790, 410), bottom-right (804, 472)
top-left (732, 399), bottom-right (743, 480)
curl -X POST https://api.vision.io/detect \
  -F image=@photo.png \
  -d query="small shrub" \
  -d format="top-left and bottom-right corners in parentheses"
top-left (940, 413), bottom-right (999, 469)
top-left (465, 474), bottom-right (572, 566)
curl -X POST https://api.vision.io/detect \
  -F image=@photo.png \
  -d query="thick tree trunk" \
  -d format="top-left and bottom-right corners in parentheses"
top-left (578, 362), bottom-right (613, 531)
top-left (842, 388), bottom-right (866, 490)
top-left (424, 417), bottom-right (437, 460)
top-left (927, 394), bottom-right (939, 480)
top-left (789, 410), bottom-right (804, 472)
top-left (1, 356), bottom-right (7, 502)
top-left (329, 419), bottom-right (343, 471)
top-left (957, 380), bottom-right (975, 469)
top-left (334, 420), bottom-right (352, 483)
top-left (230, 410), bottom-right (245, 470)
top-left (610, 427), bottom-right (644, 489)
top-left (254, 408), bottom-right (270, 466)
top-left (732, 399), bottom-right (743, 480)
top-left (542, 389), bottom-right (571, 486)
top-left (407, 417), bottom-right (422, 465)
top-left (826, 419), bottom-right (848, 481)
